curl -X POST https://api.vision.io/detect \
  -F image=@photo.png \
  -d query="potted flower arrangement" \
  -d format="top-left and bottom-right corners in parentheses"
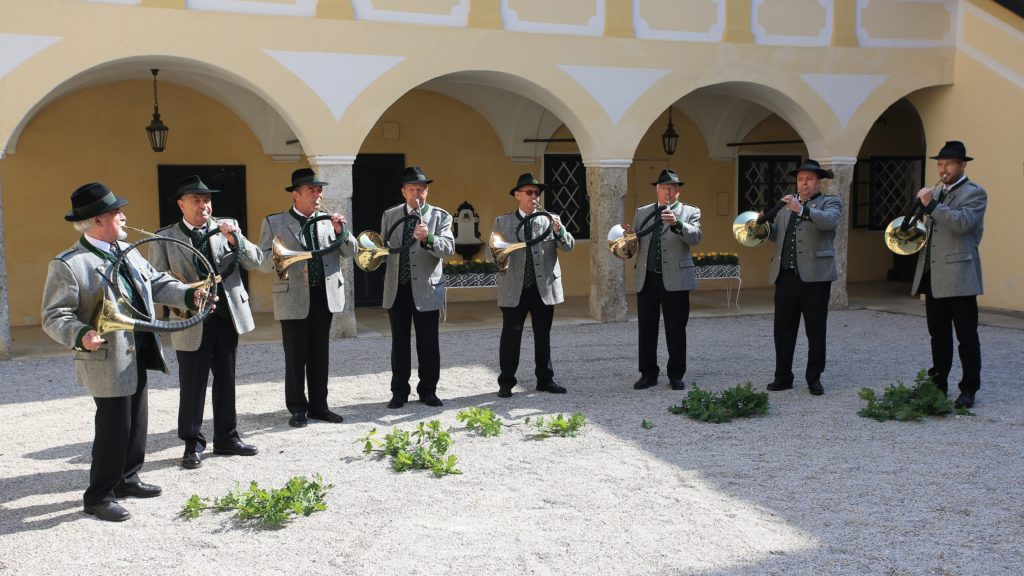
top-left (692, 252), bottom-right (740, 279)
top-left (443, 259), bottom-right (499, 288)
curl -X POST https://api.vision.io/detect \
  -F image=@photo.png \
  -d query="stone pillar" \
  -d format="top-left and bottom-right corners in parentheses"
top-left (468, 0), bottom-right (502, 29)
top-left (822, 157), bottom-right (856, 310)
top-left (586, 160), bottom-right (630, 323)
top-left (308, 155), bottom-right (358, 338)
top-left (0, 151), bottom-right (10, 359)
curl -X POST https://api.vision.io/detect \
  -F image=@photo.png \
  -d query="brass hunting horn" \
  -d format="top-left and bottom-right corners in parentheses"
top-left (731, 199), bottom-right (788, 248)
top-left (489, 201), bottom-right (554, 273)
top-left (272, 213), bottom-right (350, 280)
top-left (607, 204), bottom-right (666, 260)
top-left (354, 198), bottom-right (425, 272)
top-left (94, 226), bottom-right (216, 335)
top-left (883, 180), bottom-right (941, 256)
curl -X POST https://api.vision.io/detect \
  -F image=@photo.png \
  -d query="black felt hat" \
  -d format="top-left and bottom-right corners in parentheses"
top-left (174, 174), bottom-right (220, 197)
top-left (788, 159), bottom-right (833, 179)
top-left (401, 166), bottom-right (433, 186)
top-left (64, 182), bottom-right (128, 222)
top-left (285, 168), bottom-right (328, 192)
top-left (509, 172), bottom-right (546, 196)
top-left (929, 140), bottom-right (973, 162)
top-left (651, 169), bottom-right (684, 187)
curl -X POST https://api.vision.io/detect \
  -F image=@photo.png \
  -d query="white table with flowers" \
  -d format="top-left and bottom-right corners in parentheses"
top-left (693, 252), bottom-right (741, 309)
top-left (442, 260), bottom-right (498, 323)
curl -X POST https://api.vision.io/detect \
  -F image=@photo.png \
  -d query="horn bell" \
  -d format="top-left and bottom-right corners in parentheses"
top-left (354, 231), bottom-right (389, 272)
top-left (92, 298), bottom-right (138, 336)
top-left (272, 236), bottom-right (313, 280)
top-left (488, 231), bottom-right (530, 274)
top-left (732, 211), bottom-right (771, 248)
top-left (607, 224), bottom-right (639, 260)
top-left (884, 216), bottom-right (928, 255)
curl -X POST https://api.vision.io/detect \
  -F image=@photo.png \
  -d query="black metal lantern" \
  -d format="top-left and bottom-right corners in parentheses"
top-left (661, 107), bottom-right (678, 156)
top-left (145, 69), bottom-right (169, 153)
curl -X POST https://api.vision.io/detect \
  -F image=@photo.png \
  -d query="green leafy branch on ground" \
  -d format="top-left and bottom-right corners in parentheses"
top-left (858, 370), bottom-right (974, 421)
top-left (179, 475), bottom-right (332, 528)
top-left (668, 383), bottom-right (769, 423)
top-left (358, 420), bottom-right (462, 476)
top-left (524, 412), bottom-right (588, 438)
top-left (455, 407), bottom-right (505, 437)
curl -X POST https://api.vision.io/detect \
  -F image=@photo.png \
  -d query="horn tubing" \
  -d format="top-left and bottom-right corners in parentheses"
top-left (383, 198), bottom-right (425, 254)
top-left (299, 214), bottom-right (350, 258)
top-left (110, 234), bottom-right (215, 327)
top-left (756, 200), bottom-right (788, 225)
top-left (514, 210), bottom-right (554, 247)
top-left (634, 205), bottom-right (665, 238)
top-left (898, 180), bottom-right (941, 232)
top-left (195, 218), bottom-right (238, 278)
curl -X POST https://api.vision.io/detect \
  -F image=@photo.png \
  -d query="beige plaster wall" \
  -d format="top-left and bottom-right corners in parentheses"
top-left (908, 70), bottom-right (1024, 310)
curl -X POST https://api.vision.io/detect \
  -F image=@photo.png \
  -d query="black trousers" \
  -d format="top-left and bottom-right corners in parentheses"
top-left (280, 285), bottom-right (333, 415)
top-left (84, 364), bottom-right (148, 505)
top-left (923, 282), bottom-right (981, 393)
top-left (637, 271), bottom-right (690, 379)
top-left (773, 270), bottom-right (831, 385)
top-left (498, 285), bottom-right (555, 388)
top-left (388, 284), bottom-right (440, 399)
top-left (176, 313), bottom-right (239, 452)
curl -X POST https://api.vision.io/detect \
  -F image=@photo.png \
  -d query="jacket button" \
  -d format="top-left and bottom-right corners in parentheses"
top-left (127, 345), bottom-right (135, 354)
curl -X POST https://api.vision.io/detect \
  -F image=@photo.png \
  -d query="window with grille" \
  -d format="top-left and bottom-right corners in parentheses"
top-left (852, 156), bottom-right (924, 229)
top-left (737, 156), bottom-right (800, 213)
top-left (543, 154), bottom-right (590, 239)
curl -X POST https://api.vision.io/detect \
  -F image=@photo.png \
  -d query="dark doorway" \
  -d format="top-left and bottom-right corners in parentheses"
top-left (157, 164), bottom-right (249, 287)
top-left (352, 153), bottom-right (405, 307)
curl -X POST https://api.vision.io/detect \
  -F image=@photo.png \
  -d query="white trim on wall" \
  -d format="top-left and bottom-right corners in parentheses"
top-left (501, 0), bottom-right (605, 37)
top-left (856, 0), bottom-right (956, 48)
top-left (633, 0), bottom-right (726, 43)
top-left (263, 50), bottom-right (406, 121)
top-left (558, 64), bottom-right (670, 126)
top-left (185, 0), bottom-right (317, 17)
top-left (0, 33), bottom-right (62, 82)
top-left (752, 0), bottom-right (833, 46)
top-left (957, 1), bottom-right (1024, 90)
top-left (352, 0), bottom-right (470, 27)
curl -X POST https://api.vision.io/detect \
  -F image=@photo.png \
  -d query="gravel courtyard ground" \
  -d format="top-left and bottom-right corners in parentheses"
top-left (1, 309), bottom-right (1022, 576)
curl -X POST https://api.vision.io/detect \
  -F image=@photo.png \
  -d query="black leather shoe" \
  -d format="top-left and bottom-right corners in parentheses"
top-left (633, 376), bottom-right (658, 390)
top-left (309, 409), bottom-right (344, 424)
top-left (537, 381), bottom-right (567, 394)
top-left (387, 397), bottom-right (407, 409)
top-left (954, 391), bottom-right (975, 409)
top-left (84, 501), bottom-right (131, 522)
top-left (497, 386), bottom-right (513, 398)
top-left (669, 378), bottom-right (686, 391)
top-left (288, 412), bottom-right (308, 428)
top-left (808, 380), bottom-right (825, 396)
top-left (420, 395), bottom-right (444, 407)
top-left (181, 449), bottom-right (202, 469)
top-left (113, 482), bottom-right (162, 499)
top-left (766, 381), bottom-right (794, 391)
top-left (213, 441), bottom-right (259, 456)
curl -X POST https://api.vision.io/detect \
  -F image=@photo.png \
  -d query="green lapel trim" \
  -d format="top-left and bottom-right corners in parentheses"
top-left (79, 236), bottom-right (114, 263)
top-left (408, 203), bottom-right (431, 217)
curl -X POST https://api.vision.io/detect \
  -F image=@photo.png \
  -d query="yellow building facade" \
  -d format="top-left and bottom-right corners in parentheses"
top-left (0, 0), bottom-right (1021, 358)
